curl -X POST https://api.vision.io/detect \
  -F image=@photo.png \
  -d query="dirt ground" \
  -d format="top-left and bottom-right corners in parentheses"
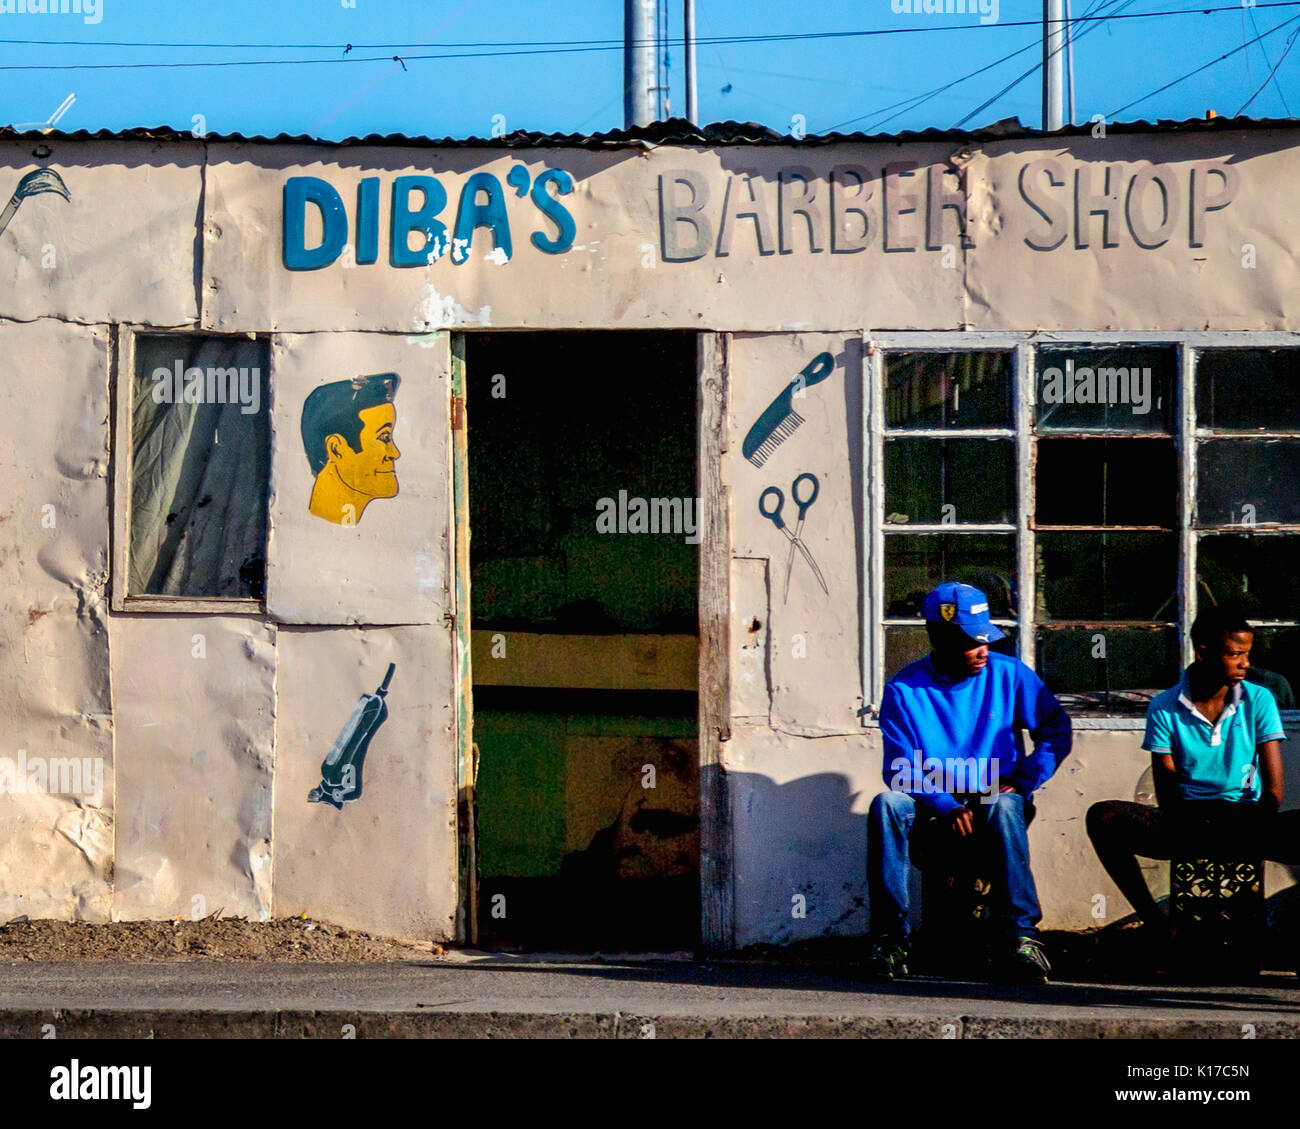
top-left (0, 915), bottom-right (443, 962)
top-left (3, 913), bottom-right (1296, 978)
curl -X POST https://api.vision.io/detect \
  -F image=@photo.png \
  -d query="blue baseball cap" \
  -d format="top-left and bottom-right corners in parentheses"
top-left (921, 582), bottom-right (1005, 644)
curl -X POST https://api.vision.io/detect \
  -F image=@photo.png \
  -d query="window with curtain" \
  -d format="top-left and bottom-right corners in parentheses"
top-left (128, 335), bottom-right (269, 600)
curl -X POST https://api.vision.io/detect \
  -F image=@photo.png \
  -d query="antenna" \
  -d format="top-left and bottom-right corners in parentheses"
top-left (11, 93), bottom-right (77, 132)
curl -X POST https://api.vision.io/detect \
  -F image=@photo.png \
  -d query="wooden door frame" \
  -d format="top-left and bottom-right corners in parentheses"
top-left (698, 332), bottom-right (734, 952)
top-left (450, 329), bottom-right (734, 951)
top-left (450, 333), bottom-right (478, 945)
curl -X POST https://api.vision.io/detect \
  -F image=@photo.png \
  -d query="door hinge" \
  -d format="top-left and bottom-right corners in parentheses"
top-left (451, 395), bottom-right (465, 430)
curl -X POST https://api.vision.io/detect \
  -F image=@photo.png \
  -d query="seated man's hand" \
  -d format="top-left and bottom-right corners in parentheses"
top-left (950, 806), bottom-right (974, 836)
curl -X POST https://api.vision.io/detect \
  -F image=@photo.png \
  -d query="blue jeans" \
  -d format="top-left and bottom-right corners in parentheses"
top-left (867, 790), bottom-right (1042, 944)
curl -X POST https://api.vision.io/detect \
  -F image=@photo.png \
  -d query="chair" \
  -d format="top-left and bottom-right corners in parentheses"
top-left (913, 802), bottom-right (1036, 973)
top-left (1169, 856), bottom-right (1265, 982)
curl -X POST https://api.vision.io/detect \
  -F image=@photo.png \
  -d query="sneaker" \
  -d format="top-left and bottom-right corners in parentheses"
top-left (1001, 936), bottom-right (1050, 984)
top-left (862, 936), bottom-right (910, 981)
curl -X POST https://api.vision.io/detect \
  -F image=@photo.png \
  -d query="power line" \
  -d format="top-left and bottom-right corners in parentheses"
top-left (1247, 3), bottom-right (1294, 112)
top-left (945, 0), bottom-right (1135, 130)
top-left (829, 39), bottom-right (1040, 134)
top-left (0, 3), bottom-right (1297, 72)
top-left (832, 0), bottom-right (1123, 134)
top-left (1237, 22), bottom-right (1300, 113)
top-left (1109, 11), bottom-right (1300, 116)
top-left (952, 0), bottom-right (1143, 128)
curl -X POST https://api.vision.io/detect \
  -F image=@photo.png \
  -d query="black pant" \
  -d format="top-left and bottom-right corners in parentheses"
top-left (1088, 800), bottom-right (1300, 864)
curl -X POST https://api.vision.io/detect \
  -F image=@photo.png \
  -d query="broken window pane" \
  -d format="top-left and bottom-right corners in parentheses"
top-left (1196, 439), bottom-right (1300, 527)
top-left (884, 438), bottom-right (1014, 525)
top-left (885, 351), bottom-right (1013, 430)
top-left (884, 533), bottom-right (1016, 618)
top-left (885, 625), bottom-right (1017, 682)
top-left (1036, 626), bottom-right (1180, 713)
top-left (1196, 348), bottom-right (1300, 432)
top-left (129, 335), bottom-right (270, 598)
top-left (1034, 345), bottom-right (1175, 433)
top-left (1197, 534), bottom-right (1300, 621)
top-left (1245, 627), bottom-right (1300, 711)
top-left (1035, 532), bottom-right (1177, 621)
top-left (1035, 438), bottom-right (1176, 527)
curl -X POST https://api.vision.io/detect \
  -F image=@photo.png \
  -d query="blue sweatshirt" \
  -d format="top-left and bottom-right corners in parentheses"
top-left (877, 651), bottom-right (1073, 815)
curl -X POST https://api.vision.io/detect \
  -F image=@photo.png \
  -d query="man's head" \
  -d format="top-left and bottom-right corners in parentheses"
top-left (922, 581), bottom-right (1004, 678)
top-left (301, 373), bottom-right (401, 499)
top-left (1190, 604), bottom-right (1254, 685)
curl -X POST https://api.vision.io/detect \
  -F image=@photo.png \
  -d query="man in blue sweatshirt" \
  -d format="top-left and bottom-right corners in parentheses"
top-left (865, 582), bottom-right (1073, 983)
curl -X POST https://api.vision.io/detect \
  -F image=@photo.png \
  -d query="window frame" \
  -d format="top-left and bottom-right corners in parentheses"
top-left (862, 329), bottom-right (1300, 730)
top-left (110, 325), bottom-right (270, 614)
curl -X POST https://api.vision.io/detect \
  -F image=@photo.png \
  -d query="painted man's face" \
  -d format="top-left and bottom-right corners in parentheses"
top-left (328, 403), bottom-right (400, 498)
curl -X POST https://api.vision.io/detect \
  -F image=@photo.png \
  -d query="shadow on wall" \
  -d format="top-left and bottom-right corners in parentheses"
top-left (730, 771), bottom-right (871, 948)
top-left (728, 769), bottom-right (1300, 960)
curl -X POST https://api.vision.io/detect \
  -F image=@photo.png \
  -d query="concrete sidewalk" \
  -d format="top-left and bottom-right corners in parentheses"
top-left (2, 953), bottom-right (1299, 1037)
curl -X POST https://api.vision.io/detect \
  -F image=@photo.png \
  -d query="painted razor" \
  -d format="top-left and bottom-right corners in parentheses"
top-left (742, 352), bottom-right (836, 468)
top-left (0, 168), bottom-right (71, 238)
top-left (308, 663), bottom-right (395, 810)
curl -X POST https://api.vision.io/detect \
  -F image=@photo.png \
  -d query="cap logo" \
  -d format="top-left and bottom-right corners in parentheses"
top-left (940, 603), bottom-right (957, 622)
top-left (970, 602), bottom-right (988, 614)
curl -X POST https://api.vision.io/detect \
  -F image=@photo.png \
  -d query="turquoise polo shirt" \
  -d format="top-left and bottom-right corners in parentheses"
top-left (1142, 670), bottom-right (1287, 802)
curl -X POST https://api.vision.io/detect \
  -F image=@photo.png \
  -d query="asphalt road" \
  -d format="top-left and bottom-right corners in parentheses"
top-left (2, 953), bottom-right (1299, 1037)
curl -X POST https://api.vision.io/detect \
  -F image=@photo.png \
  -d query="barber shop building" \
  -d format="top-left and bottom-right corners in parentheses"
top-left (0, 116), bottom-right (1296, 950)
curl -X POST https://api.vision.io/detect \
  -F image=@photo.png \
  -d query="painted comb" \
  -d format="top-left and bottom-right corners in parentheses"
top-left (742, 352), bottom-right (836, 468)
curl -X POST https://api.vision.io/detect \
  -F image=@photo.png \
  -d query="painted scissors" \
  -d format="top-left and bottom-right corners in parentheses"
top-left (759, 472), bottom-right (829, 602)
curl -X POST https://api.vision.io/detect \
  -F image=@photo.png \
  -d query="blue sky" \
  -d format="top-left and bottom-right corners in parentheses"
top-left (0, 1), bottom-right (1297, 139)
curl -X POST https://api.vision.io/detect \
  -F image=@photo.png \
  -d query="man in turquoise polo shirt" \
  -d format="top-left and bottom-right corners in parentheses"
top-left (864, 582), bottom-right (1073, 984)
top-left (1087, 605), bottom-right (1297, 949)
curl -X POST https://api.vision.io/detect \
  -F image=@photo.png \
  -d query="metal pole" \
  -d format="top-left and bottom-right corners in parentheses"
top-left (1042, 0), bottom-right (1065, 131)
top-left (1064, 0), bottom-right (1076, 126)
top-left (685, 0), bottom-right (698, 124)
top-left (624, 0), bottom-right (656, 128)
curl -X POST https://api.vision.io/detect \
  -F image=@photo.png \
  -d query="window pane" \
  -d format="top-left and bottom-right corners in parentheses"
top-left (1034, 438), bottom-right (1176, 527)
top-left (1035, 532), bottom-right (1176, 621)
top-left (1034, 346), bottom-right (1175, 433)
top-left (886, 625), bottom-right (1017, 681)
top-left (884, 351), bottom-right (1012, 430)
top-left (129, 336), bottom-right (269, 598)
top-left (1247, 628), bottom-right (1300, 711)
top-left (1036, 626), bottom-right (1180, 713)
top-left (1196, 348), bottom-right (1300, 432)
top-left (884, 438), bottom-right (1014, 525)
top-left (1197, 534), bottom-right (1300, 621)
top-left (884, 534), bottom-right (1017, 618)
top-left (1196, 439), bottom-right (1300, 527)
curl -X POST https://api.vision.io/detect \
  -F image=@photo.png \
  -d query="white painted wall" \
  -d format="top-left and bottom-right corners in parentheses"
top-left (0, 131), bottom-right (1294, 943)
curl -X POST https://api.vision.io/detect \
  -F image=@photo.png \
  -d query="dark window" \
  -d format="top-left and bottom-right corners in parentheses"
top-left (128, 335), bottom-right (269, 599)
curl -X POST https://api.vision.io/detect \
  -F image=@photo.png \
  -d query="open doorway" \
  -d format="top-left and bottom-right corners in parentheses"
top-left (463, 331), bottom-right (700, 951)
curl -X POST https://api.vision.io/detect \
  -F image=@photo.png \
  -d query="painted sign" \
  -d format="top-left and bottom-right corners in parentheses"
top-left (659, 157), bottom-right (1239, 261)
top-left (201, 133), bottom-right (1280, 334)
top-left (301, 373), bottom-right (402, 525)
top-left (282, 167), bottom-right (576, 270)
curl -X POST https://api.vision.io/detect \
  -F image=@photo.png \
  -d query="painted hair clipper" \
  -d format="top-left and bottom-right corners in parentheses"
top-left (308, 663), bottom-right (395, 810)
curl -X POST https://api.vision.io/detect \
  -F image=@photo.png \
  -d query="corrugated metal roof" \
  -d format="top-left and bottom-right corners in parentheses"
top-left (2, 114), bottom-right (1296, 149)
